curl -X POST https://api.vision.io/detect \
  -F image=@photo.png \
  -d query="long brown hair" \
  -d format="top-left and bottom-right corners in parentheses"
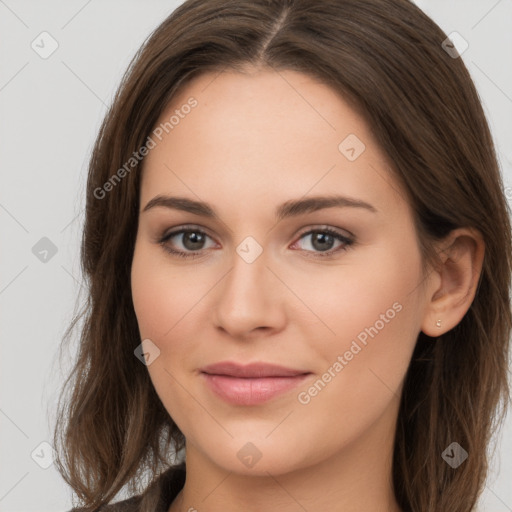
top-left (52, 1), bottom-right (512, 511)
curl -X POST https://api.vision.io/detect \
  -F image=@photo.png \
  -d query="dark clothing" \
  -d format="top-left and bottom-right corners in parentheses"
top-left (69, 463), bottom-right (186, 512)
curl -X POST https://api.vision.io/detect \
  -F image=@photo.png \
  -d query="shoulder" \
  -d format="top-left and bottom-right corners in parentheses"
top-left (67, 462), bottom-right (186, 512)
top-left (67, 495), bottom-right (142, 512)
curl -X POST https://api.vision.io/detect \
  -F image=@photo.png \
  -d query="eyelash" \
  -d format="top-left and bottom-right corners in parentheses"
top-left (157, 225), bottom-right (355, 260)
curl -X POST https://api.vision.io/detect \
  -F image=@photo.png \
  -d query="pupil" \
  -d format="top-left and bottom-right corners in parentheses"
top-left (184, 232), bottom-right (204, 250)
top-left (313, 232), bottom-right (333, 251)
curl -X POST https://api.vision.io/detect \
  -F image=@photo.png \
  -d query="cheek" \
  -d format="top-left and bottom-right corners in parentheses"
top-left (292, 241), bottom-right (423, 391)
top-left (130, 245), bottom-right (202, 428)
top-left (131, 242), bottom-right (203, 341)
top-left (290, 243), bottom-right (421, 343)
top-left (295, 243), bottom-right (422, 420)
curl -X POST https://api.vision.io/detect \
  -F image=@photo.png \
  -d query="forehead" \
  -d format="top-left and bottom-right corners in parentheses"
top-left (140, 69), bottom-right (407, 217)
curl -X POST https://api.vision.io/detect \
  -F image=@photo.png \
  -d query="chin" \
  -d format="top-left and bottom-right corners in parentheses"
top-left (199, 435), bottom-right (316, 477)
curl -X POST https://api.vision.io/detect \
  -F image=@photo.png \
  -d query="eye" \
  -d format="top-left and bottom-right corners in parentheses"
top-left (291, 227), bottom-right (354, 257)
top-left (157, 225), bottom-right (354, 259)
top-left (158, 227), bottom-right (216, 258)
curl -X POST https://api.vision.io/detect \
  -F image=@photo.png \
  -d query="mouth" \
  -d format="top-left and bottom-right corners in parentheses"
top-left (199, 361), bottom-right (312, 406)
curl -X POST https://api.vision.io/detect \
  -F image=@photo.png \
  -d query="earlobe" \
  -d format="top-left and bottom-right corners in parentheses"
top-left (420, 228), bottom-right (485, 337)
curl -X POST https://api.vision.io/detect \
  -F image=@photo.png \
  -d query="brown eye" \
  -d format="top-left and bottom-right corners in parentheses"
top-left (292, 228), bottom-right (354, 257)
top-left (159, 228), bottom-right (216, 258)
top-left (177, 231), bottom-right (207, 251)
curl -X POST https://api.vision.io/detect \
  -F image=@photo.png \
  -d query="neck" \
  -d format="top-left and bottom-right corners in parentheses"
top-left (168, 405), bottom-right (403, 512)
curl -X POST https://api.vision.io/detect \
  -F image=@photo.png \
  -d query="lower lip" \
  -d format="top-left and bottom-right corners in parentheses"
top-left (201, 373), bottom-right (311, 406)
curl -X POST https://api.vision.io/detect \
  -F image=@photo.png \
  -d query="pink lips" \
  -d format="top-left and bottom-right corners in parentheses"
top-left (200, 361), bottom-right (311, 406)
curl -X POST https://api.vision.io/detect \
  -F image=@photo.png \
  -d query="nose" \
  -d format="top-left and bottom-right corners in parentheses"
top-left (212, 244), bottom-right (287, 339)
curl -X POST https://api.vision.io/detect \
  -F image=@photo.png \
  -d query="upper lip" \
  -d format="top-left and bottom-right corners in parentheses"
top-left (200, 361), bottom-right (310, 378)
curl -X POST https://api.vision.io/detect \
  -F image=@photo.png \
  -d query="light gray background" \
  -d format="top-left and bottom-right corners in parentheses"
top-left (1, 1), bottom-right (511, 511)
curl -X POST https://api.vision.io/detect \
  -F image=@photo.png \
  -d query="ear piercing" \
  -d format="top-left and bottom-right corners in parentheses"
top-left (436, 319), bottom-right (442, 328)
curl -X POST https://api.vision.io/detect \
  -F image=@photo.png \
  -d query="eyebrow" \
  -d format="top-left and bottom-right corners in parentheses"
top-left (142, 194), bottom-right (377, 221)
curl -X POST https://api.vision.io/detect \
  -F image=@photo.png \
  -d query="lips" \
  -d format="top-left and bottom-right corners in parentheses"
top-left (200, 361), bottom-right (312, 405)
top-left (200, 361), bottom-right (309, 378)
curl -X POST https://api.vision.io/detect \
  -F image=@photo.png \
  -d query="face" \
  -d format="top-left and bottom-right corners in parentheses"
top-left (131, 68), bottom-right (432, 476)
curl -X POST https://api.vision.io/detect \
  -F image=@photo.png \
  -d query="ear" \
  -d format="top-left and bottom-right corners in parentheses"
top-left (421, 227), bottom-right (485, 337)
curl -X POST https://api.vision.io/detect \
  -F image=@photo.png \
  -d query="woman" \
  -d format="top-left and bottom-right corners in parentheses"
top-left (54, 0), bottom-right (512, 511)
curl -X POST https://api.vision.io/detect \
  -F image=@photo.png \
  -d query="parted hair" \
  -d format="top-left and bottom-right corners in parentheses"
top-left (53, 1), bottom-right (512, 511)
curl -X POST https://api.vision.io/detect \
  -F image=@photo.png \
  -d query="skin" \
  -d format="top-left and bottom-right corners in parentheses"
top-left (130, 67), bottom-right (484, 512)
